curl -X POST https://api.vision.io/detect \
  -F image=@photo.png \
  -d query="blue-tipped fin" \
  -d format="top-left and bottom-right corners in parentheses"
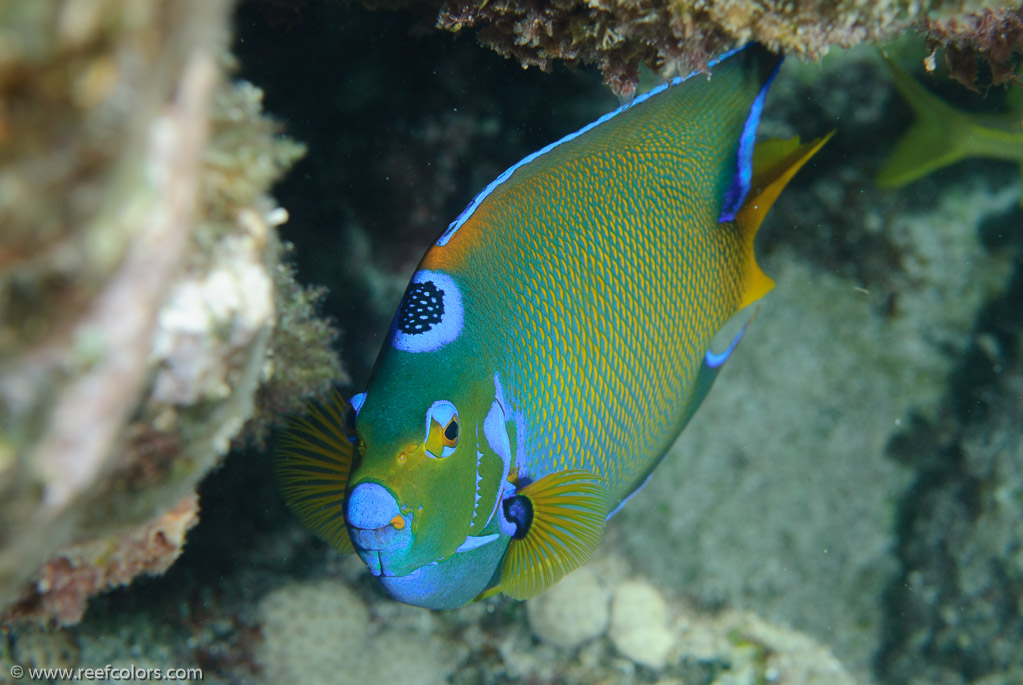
top-left (693, 311), bottom-right (758, 408)
top-left (720, 53), bottom-right (784, 222)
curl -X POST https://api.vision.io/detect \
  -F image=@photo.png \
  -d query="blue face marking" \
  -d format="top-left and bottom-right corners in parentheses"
top-left (391, 270), bottom-right (463, 353)
top-left (482, 398), bottom-right (513, 527)
top-left (350, 392), bottom-right (367, 415)
top-left (437, 44), bottom-right (755, 247)
top-left (346, 483), bottom-right (401, 529)
top-left (377, 534), bottom-right (508, 610)
top-left (719, 57), bottom-right (783, 222)
top-left (455, 533), bottom-right (499, 552)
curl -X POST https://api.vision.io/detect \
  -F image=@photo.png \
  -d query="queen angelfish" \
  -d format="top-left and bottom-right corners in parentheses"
top-left (276, 44), bottom-right (831, 609)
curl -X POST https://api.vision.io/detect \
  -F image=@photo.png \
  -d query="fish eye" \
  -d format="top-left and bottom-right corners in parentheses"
top-left (444, 419), bottom-right (458, 442)
top-left (425, 400), bottom-right (459, 458)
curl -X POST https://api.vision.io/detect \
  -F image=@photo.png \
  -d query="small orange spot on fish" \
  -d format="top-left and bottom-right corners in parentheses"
top-left (390, 515), bottom-right (406, 530)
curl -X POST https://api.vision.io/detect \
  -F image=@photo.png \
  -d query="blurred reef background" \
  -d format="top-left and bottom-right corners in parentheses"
top-left (1, 0), bottom-right (1022, 684)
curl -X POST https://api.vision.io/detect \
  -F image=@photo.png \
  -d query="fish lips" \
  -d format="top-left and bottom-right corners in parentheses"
top-left (349, 524), bottom-right (413, 577)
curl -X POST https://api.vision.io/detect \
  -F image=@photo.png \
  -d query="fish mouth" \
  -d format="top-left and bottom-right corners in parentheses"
top-left (346, 481), bottom-right (413, 575)
top-left (348, 521), bottom-right (406, 552)
top-left (358, 550), bottom-right (418, 578)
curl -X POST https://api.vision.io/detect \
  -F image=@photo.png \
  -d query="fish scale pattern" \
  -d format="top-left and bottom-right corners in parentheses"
top-left (421, 48), bottom-right (773, 509)
top-left (460, 144), bottom-right (747, 507)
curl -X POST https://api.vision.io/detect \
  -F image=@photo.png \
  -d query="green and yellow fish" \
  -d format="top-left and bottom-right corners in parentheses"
top-left (877, 54), bottom-right (1023, 202)
top-left (277, 44), bottom-right (829, 609)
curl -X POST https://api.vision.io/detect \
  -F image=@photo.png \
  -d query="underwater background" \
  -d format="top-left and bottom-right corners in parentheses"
top-left (2, 1), bottom-right (1022, 684)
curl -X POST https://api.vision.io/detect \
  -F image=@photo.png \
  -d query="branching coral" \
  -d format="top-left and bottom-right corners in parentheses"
top-left (437, 0), bottom-right (1021, 95)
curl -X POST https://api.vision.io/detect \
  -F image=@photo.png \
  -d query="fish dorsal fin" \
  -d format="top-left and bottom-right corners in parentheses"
top-left (735, 133), bottom-right (834, 309)
top-left (497, 470), bottom-right (608, 600)
top-left (275, 388), bottom-right (356, 554)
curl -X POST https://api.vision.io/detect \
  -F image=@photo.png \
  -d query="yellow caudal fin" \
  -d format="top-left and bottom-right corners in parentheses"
top-left (734, 132), bottom-right (834, 309)
top-left (876, 56), bottom-right (971, 189)
top-left (496, 470), bottom-right (608, 600)
top-left (275, 388), bottom-right (357, 554)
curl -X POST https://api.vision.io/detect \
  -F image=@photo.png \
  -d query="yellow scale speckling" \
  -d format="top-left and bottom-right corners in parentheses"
top-left (425, 49), bottom-right (769, 510)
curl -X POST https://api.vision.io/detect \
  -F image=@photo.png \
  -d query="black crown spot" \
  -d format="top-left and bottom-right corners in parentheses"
top-left (398, 281), bottom-right (445, 335)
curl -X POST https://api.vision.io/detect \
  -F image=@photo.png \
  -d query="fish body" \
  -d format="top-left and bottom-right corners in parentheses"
top-left (277, 44), bottom-right (829, 609)
top-left (877, 55), bottom-right (1023, 202)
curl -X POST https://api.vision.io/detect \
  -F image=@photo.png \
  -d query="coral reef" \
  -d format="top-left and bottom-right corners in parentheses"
top-left (926, 7), bottom-right (1023, 86)
top-left (437, 0), bottom-right (1021, 95)
top-left (256, 579), bottom-right (467, 685)
top-left (0, 0), bottom-right (341, 625)
top-left (876, 232), bottom-right (1023, 684)
top-left (4, 2), bottom-right (1020, 684)
top-left (9, 494), bottom-right (199, 626)
top-left (609, 580), bottom-right (674, 670)
top-left (514, 550), bottom-right (857, 684)
top-left (0, 0), bottom-right (232, 618)
top-left (247, 550), bottom-right (856, 685)
top-left (525, 566), bottom-right (611, 650)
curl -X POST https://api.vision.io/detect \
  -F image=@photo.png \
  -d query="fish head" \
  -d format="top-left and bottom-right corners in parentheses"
top-left (343, 269), bottom-right (512, 607)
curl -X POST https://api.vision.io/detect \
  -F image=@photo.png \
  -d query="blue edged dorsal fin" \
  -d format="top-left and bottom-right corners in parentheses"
top-left (719, 50), bottom-right (784, 222)
top-left (275, 388), bottom-right (356, 555)
top-left (496, 470), bottom-right (608, 600)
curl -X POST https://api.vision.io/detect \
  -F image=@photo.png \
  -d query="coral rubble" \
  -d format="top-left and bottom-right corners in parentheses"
top-left (517, 551), bottom-right (857, 684)
top-left (7, 495), bottom-right (199, 626)
top-left (437, 0), bottom-right (1023, 95)
top-left (257, 579), bottom-right (467, 685)
top-left (926, 7), bottom-right (1023, 86)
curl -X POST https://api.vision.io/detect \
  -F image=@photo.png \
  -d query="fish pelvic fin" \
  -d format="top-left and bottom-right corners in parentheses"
top-left (275, 388), bottom-right (356, 555)
top-left (876, 56), bottom-right (970, 189)
top-left (496, 470), bottom-right (608, 600)
top-left (735, 132), bottom-right (834, 310)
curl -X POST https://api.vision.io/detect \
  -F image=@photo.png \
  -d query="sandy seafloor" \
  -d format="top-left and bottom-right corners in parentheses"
top-left (5, 2), bottom-right (1022, 684)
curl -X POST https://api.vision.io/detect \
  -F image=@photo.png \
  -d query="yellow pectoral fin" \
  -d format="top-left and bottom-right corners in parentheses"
top-left (735, 133), bottom-right (834, 310)
top-left (275, 388), bottom-right (356, 554)
top-left (497, 470), bottom-right (609, 600)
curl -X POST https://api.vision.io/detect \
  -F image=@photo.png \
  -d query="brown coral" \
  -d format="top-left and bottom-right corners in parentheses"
top-left (437, 0), bottom-right (1021, 96)
top-left (926, 8), bottom-right (1023, 88)
top-left (4, 494), bottom-right (199, 626)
